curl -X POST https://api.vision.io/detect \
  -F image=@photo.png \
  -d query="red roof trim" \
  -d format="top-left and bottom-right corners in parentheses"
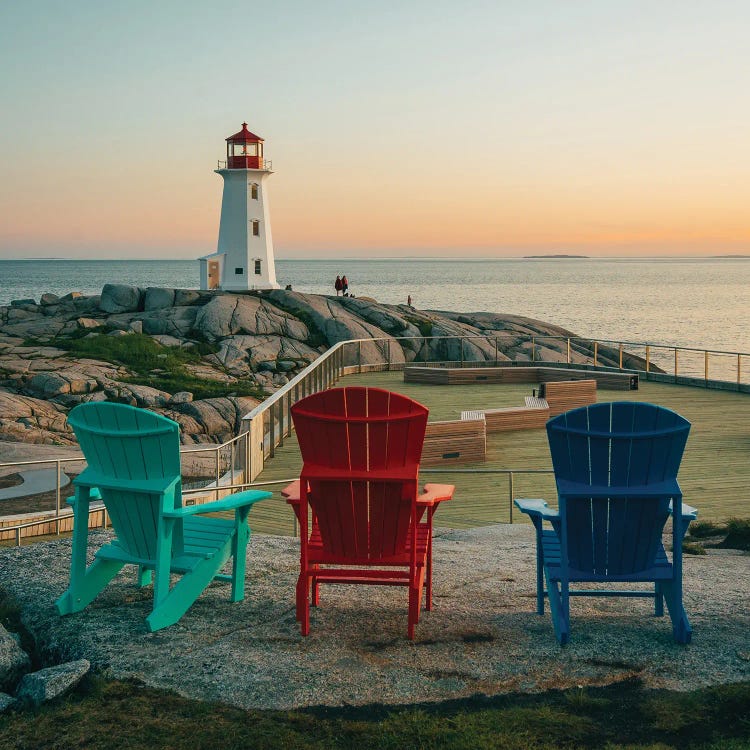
top-left (226, 122), bottom-right (264, 142)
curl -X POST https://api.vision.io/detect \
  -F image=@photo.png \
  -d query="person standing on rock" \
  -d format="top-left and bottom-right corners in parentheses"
top-left (334, 276), bottom-right (342, 296)
top-left (407, 294), bottom-right (412, 308)
top-left (341, 275), bottom-right (349, 296)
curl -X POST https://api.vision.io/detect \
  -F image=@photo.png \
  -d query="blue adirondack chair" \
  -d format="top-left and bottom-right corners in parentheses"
top-left (515, 401), bottom-right (697, 645)
top-left (56, 402), bottom-right (271, 632)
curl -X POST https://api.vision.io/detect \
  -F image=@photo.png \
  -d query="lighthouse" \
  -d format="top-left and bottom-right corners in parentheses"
top-left (199, 123), bottom-right (279, 291)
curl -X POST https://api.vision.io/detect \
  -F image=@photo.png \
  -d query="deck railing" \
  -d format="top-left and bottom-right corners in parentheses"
top-left (2, 333), bottom-right (749, 545)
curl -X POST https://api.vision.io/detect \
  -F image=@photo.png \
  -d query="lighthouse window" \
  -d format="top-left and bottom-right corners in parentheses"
top-left (233, 143), bottom-right (257, 156)
top-left (255, 260), bottom-right (262, 275)
top-left (251, 184), bottom-right (258, 199)
top-left (235, 267), bottom-right (244, 275)
top-left (252, 220), bottom-right (260, 236)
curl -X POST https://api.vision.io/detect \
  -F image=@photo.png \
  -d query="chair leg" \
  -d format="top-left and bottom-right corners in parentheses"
top-left (311, 565), bottom-right (320, 607)
top-left (56, 558), bottom-right (124, 615)
top-left (138, 567), bottom-right (153, 587)
top-left (544, 571), bottom-right (570, 645)
top-left (147, 545), bottom-right (232, 632)
top-left (408, 585), bottom-right (418, 640)
top-left (654, 582), bottom-right (664, 617)
top-left (426, 537), bottom-right (433, 611)
top-left (534, 522), bottom-right (545, 615)
top-left (661, 581), bottom-right (692, 644)
top-left (296, 573), bottom-right (310, 635)
top-left (231, 519), bottom-right (250, 602)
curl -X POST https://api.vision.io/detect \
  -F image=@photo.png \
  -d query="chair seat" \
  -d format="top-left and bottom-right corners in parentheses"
top-left (97, 515), bottom-right (237, 572)
top-left (541, 530), bottom-right (674, 583)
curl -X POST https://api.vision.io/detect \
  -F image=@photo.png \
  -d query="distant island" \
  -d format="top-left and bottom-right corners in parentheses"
top-left (523, 254), bottom-right (588, 259)
top-left (714, 254), bottom-right (750, 258)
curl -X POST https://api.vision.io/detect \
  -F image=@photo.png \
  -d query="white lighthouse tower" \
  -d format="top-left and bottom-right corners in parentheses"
top-left (199, 123), bottom-right (279, 291)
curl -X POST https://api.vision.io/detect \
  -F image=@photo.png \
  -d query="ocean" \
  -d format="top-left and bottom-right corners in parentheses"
top-left (1, 257), bottom-right (749, 354)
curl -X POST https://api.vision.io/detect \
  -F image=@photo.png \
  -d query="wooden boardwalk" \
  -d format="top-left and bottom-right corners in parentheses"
top-left (248, 372), bottom-right (750, 535)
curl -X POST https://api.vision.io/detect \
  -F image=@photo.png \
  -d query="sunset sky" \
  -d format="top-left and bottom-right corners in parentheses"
top-left (1, 1), bottom-right (748, 259)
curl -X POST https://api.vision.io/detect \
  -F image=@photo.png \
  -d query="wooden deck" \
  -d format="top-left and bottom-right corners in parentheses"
top-left (248, 371), bottom-right (750, 535)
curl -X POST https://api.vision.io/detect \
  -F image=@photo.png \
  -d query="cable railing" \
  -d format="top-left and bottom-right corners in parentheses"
top-left (2, 332), bottom-right (749, 545)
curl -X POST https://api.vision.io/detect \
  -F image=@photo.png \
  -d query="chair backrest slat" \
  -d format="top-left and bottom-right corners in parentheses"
top-left (68, 402), bottom-right (183, 562)
top-left (293, 387), bottom-right (428, 561)
top-left (548, 402), bottom-right (690, 576)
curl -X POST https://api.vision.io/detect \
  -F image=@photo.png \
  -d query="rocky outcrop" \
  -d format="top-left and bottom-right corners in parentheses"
top-left (0, 284), bottom-right (649, 446)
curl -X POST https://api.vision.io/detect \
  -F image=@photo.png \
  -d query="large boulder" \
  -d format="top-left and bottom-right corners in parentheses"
top-left (144, 287), bottom-right (176, 311)
top-left (140, 306), bottom-right (198, 338)
top-left (169, 396), bottom-right (260, 442)
top-left (266, 291), bottom-right (405, 367)
top-left (193, 295), bottom-right (309, 342)
top-left (216, 335), bottom-right (320, 374)
top-left (99, 284), bottom-right (144, 314)
top-left (0, 624), bottom-right (30, 692)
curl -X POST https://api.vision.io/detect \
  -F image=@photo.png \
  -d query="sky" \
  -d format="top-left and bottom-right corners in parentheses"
top-left (1, 0), bottom-right (748, 259)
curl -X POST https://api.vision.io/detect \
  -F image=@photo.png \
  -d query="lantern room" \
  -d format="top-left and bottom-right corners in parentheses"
top-left (226, 122), bottom-right (264, 169)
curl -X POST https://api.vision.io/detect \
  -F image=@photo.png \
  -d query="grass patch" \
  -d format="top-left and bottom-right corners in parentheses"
top-left (36, 333), bottom-right (264, 401)
top-left (121, 373), bottom-right (265, 401)
top-left (684, 517), bottom-right (750, 552)
top-left (682, 541), bottom-right (707, 555)
top-left (0, 678), bottom-right (748, 749)
top-left (56, 333), bottom-right (203, 372)
top-left (720, 518), bottom-right (750, 551)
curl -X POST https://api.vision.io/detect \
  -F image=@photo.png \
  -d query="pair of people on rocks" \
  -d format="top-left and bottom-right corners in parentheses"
top-left (334, 275), bottom-right (349, 296)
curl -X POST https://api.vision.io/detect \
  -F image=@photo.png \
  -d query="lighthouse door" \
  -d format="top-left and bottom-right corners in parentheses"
top-left (208, 261), bottom-right (220, 289)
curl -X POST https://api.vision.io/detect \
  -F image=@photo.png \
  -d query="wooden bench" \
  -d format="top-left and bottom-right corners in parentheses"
top-left (421, 418), bottom-right (486, 465)
top-left (462, 403), bottom-right (550, 432)
top-left (540, 379), bottom-right (597, 416)
top-left (404, 365), bottom-right (638, 390)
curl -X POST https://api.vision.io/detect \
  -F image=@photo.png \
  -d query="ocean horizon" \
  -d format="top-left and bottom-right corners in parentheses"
top-left (1, 257), bottom-right (749, 355)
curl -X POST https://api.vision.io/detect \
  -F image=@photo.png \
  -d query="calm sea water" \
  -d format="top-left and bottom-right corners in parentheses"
top-left (1, 258), bottom-right (748, 354)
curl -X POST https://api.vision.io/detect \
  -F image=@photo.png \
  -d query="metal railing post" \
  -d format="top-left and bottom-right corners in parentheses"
top-left (674, 348), bottom-right (679, 379)
top-left (358, 340), bottom-right (362, 373)
top-left (619, 343), bottom-right (623, 369)
top-left (704, 351), bottom-right (709, 384)
top-left (566, 338), bottom-right (571, 364)
top-left (215, 447), bottom-right (221, 501)
top-left (593, 341), bottom-right (598, 367)
top-left (269, 404), bottom-right (276, 458)
top-left (460, 338), bottom-right (464, 367)
top-left (646, 345), bottom-right (650, 373)
top-left (738, 354), bottom-right (742, 386)
top-left (494, 337), bottom-right (498, 365)
top-left (531, 336), bottom-right (536, 362)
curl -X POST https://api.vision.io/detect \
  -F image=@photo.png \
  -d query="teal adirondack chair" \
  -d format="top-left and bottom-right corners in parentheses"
top-left (56, 402), bottom-right (271, 632)
top-left (515, 402), bottom-right (697, 645)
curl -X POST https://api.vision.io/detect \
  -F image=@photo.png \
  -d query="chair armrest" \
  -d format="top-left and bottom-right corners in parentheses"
top-left (669, 499), bottom-right (698, 521)
top-left (66, 487), bottom-right (102, 506)
top-left (514, 498), bottom-right (559, 522)
top-left (282, 480), bottom-right (301, 505)
top-left (163, 490), bottom-right (271, 518)
top-left (417, 483), bottom-right (454, 506)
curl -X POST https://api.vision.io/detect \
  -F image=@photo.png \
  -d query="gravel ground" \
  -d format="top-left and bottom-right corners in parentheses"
top-left (0, 525), bottom-right (747, 710)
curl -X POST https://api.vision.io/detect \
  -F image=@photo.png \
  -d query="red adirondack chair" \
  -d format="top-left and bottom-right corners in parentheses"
top-left (283, 386), bottom-right (454, 639)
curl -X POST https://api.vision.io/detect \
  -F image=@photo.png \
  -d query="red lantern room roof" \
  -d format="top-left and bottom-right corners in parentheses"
top-left (226, 123), bottom-right (264, 143)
